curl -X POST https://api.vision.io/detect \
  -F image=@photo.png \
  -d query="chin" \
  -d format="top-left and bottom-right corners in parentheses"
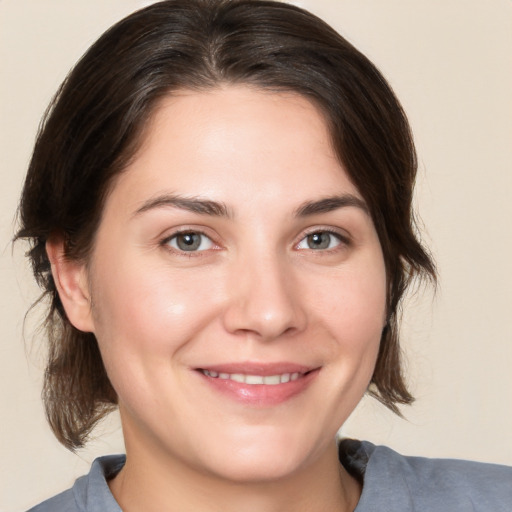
top-left (202, 453), bottom-right (303, 484)
top-left (195, 425), bottom-right (325, 484)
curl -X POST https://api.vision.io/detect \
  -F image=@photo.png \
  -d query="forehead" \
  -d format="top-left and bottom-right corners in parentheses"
top-left (108, 85), bottom-right (361, 214)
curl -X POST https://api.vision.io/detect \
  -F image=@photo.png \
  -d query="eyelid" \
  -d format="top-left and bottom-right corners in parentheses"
top-left (295, 227), bottom-right (351, 251)
top-left (159, 227), bottom-right (221, 255)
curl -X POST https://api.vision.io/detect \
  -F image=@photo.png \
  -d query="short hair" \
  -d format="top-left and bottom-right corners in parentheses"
top-left (16, 0), bottom-right (436, 450)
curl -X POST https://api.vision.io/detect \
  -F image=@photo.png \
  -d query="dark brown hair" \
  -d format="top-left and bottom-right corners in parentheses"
top-left (17, 0), bottom-right (436, 450)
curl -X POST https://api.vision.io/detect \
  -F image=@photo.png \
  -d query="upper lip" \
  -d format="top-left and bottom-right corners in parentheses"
top-left (195, 362), bottom-right (316, 376)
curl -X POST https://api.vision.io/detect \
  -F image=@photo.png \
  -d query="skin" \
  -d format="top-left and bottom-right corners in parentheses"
top-left (49, 85), bottom-right (387, 512)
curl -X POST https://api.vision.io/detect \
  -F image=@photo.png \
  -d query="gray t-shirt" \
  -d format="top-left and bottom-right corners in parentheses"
top-left (27, 440), bottom-right (512, 511)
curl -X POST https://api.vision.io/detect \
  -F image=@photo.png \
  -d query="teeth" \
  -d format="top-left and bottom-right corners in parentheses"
top-left (246, 375), bottom-right (264, 385)
top-left (263, 375), bottom-right (280, 385)
top-left (202, 370), bottom-right (302, 385)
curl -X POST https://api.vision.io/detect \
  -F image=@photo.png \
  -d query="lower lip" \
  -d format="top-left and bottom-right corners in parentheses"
top-left (197, 369), bottom-right (320, 406)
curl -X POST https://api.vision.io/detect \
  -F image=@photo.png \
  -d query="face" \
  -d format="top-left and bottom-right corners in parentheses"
top-left (84, 86), bottom-right (386, 482)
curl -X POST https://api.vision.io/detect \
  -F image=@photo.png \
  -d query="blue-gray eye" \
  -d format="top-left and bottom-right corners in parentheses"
top-left (297, 231), bottom-right (342, 250)
top-left (167, 232), bottom-right (214, 252)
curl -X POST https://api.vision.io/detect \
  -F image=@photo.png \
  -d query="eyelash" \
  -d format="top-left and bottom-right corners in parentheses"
top-left (159, 227), bottom-right (350, 256)
top-left (159, 228), bottom-right (219, 256)
top-left (296, 228), bottom-right (350, 253)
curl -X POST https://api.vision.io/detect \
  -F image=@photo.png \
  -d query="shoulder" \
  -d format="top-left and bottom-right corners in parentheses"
top-left (26, 455), bottom-right (125, 512)
top-left (339, 439), bottom-right (512, 511)
top-left (26, 488), bottom-right (77, 512)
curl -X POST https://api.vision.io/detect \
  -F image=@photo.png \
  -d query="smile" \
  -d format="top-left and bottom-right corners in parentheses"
top-left (200, 369), bottom-right (304, 385)
top-left (197, 364), bottom-right (319, 406)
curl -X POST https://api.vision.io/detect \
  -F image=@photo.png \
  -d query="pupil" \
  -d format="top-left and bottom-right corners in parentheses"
top-left (177, 233), bottom-right (200, 251)
top-left (308, 232), bottom-right (330, 250)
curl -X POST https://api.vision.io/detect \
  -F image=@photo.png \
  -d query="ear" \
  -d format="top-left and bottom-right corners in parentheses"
top-left (46, 236), bottom-right (95, 333)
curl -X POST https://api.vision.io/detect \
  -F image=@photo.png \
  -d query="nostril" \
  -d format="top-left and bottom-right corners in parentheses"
top-left (221, 267), bottom-right (307, 340)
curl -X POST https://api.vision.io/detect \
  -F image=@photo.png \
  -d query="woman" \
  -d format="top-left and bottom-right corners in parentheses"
top-left (15, 0), bottom-right (511, 511)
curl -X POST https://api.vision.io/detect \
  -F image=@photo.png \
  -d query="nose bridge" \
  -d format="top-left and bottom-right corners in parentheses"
top-left (222, 246), bottom-right (306, 340)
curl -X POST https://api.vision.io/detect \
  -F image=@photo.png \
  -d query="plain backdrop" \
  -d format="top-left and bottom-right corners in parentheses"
top-left (1, 1), bottom-right (511, 510)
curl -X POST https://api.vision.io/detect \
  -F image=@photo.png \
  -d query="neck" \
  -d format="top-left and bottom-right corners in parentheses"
top-left (109, 438), bottom-right (360, 512)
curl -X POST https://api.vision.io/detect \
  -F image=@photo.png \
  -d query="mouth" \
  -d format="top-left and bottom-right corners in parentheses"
top-left (199, 369), bottom-right (309, 385)
top-left (195, 363), bottom-right (319, 405)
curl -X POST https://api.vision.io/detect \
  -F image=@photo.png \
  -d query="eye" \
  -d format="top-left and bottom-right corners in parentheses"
top-left (165, 231), bottom-right (215, 252)
top-left (296, 231), bottom-right (344, 251)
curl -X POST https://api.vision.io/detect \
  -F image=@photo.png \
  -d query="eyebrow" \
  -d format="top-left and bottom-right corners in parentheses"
top-left (133, 194), bottom-right (232, 218)
top-left (294, 194), bottom-right (369, 217)
top-left (133, 193), bottom-right (368, 219)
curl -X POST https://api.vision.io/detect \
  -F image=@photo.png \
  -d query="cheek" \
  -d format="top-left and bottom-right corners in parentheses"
top-left (310, 255), bottom-right (386, 396)
top-left (314, 262), bottom-right (387, 339)
top-left (89, 256), bottom-right (224, 359)
top-left (87, 261), bottom-right (226, 417)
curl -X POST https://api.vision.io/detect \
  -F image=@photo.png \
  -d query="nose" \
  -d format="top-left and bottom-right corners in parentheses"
top-left (222, 253), bottom-right (307, 341)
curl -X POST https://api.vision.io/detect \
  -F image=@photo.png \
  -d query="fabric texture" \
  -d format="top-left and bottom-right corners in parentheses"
top-left (27, 441), bottom-right (512, 511)
top-left (27, 456), bottom-right (125, 512)
top-left (339, 440), bottom-right (512, 511)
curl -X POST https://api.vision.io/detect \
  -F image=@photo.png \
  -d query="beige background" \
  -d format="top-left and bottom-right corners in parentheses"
top-left (1, 0), bottom-right (511, 510)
